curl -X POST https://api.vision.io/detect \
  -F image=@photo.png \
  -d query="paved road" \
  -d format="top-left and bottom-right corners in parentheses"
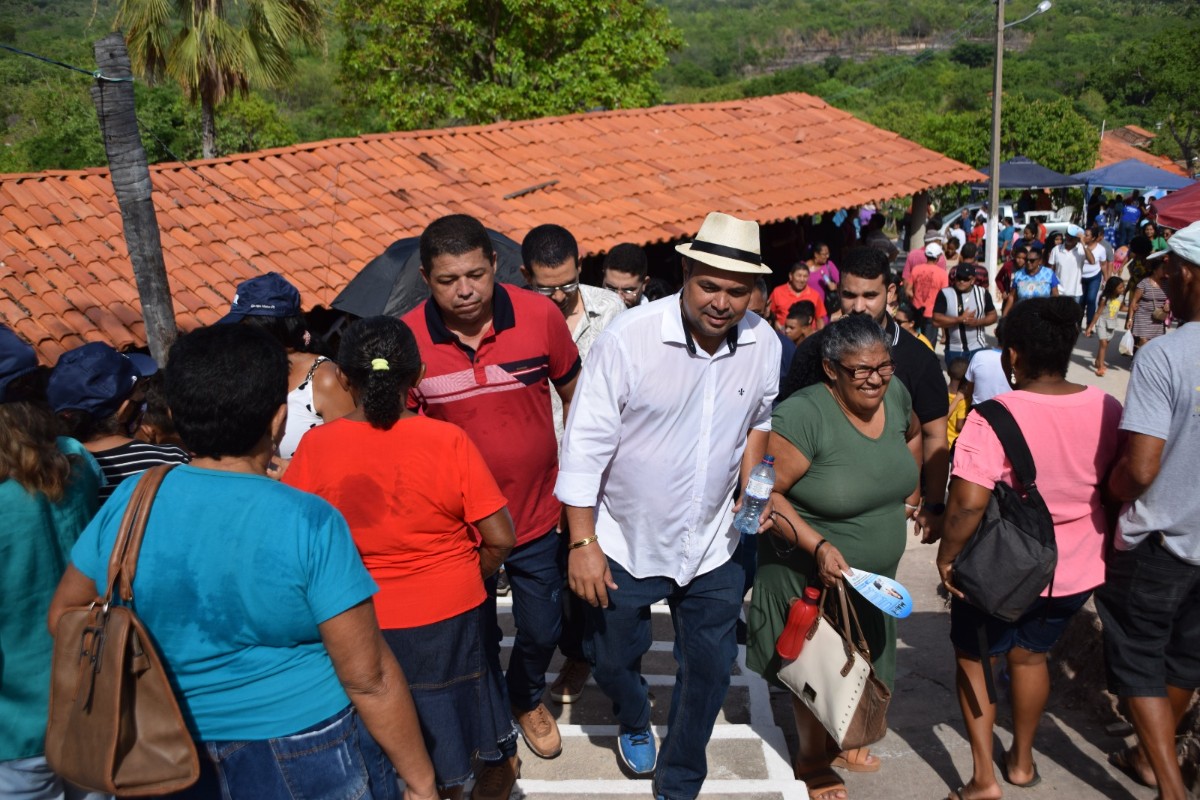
top-left (481, 335), bottom-right (1144, 799)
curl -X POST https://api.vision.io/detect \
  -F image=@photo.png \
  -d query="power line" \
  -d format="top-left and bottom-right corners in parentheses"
top-left (0, 42), bottom-right (133, 82)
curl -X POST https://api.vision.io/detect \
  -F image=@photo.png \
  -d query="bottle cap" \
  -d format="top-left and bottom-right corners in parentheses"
top-left (762, 455), bottom-right (775, 465)
top-left (803, 586), bottom-right (821, 600)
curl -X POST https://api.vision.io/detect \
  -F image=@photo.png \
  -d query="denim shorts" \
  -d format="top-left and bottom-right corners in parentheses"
top-left (382, 603), bottom-right (509, 788)
top-left (950, 590), bottom-right (1092, 658)
top-left (1095, 533), bottom-right (1200, 697)
top-left (160, 705), bottom-right (398, 800)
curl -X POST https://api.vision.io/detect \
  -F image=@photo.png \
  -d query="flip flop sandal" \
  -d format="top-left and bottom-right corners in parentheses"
top-left (797, 768), bottom-right (847, 800)
top-left (831, 750), bottom-right (881, 773)
top-left (1108, 745), bottom-right (1157, 789)
top-left (1001, 756), bottom-right (1042, 788)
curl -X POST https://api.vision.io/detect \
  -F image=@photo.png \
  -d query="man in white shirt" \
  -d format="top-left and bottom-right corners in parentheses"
top-left (1047, 223), bottom-right (1095, 309)
top-left (556, 212), bottom-right (780, 800)
top-left (520, 223), bottom-right (623, 707)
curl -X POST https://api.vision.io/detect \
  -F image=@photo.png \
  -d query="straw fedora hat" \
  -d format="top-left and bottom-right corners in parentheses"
top-left (675, 212), bottom-right (772, 275)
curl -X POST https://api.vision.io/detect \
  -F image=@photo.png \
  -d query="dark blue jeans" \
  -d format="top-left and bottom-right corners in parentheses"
top-left (481, 529), bottom-right (563, 759)
top-left (585, 551), bottom-right (744, 800)
top-left (1081, 272), bottom-right (1103, 327)
top-left (160, 706), bottom-right (398, 800)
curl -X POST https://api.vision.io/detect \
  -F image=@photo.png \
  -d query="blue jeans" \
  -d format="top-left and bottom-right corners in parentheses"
top-left (481, 529), bottom-right (564, 759)
top-left (1081, 272), bottom-right (1102, 327)
top-left (585, 551), bottom-right (744, 800)
top-left (0, 757), bottom-right (109, 800)
top-left (160, 706), bottom-right (397, 800)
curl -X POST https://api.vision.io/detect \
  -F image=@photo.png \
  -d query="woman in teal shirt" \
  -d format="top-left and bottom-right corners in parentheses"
top-left (50, 324), bottom-right (438, 800)
top-left (0, 325), bottom-right (104, 800)
top-left (748, 315), bottom-right (922, 800)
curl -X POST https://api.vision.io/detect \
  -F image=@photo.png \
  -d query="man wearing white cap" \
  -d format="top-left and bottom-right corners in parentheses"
top-left (556, 212), bottom-right (780, 800)
top-left (1047, 223), bottom-right (1096, 310)
top-left (1097, 220), bottom-right (1200, 800)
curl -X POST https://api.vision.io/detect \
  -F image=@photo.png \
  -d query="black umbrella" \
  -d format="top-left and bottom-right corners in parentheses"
top-left (332, 229), bottom-right (525, 318)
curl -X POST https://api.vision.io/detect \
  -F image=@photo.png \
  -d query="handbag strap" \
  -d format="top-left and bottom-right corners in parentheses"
top-left (103, 465), bottom-right (176, 604)
top-left (973, 400), bottom-right (1037, 489)
top-left (818, 581), bottom-right (872, 658)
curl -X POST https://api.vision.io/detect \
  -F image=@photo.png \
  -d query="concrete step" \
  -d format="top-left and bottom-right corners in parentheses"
top-left (491, 599), bottom-right (808, 799)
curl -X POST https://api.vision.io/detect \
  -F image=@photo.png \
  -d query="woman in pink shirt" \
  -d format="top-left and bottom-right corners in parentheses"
top-left (935, 297), bottom-right (1123, 800)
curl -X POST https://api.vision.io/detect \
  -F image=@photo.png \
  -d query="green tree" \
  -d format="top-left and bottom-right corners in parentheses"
top-left (1120, 25), bottom-right (1200, 169)
top-left (337, 0), bottom-right (683, 130)
top-left (903, 96), bottom-right (1098, 175)
top-left (115, 0), bottom-right (324, 158)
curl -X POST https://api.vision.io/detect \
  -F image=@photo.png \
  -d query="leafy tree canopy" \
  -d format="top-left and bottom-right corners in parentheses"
top-left (337, 0), bottom-right (682, 130)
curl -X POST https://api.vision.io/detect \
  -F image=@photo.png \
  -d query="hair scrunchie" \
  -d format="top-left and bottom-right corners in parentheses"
top-left (370, 358), bottom-right (390, 371)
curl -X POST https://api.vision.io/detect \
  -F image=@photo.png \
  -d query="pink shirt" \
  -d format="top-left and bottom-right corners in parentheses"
top-left (951, 387), bottom-right (1123, 597)
top-left (903, 248), bottom-right (947, 285)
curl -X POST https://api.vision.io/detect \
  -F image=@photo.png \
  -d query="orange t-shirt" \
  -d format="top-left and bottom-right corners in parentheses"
top-left (769, 283), bottom-right (826, 328)
top-left (908, 263), bottom-right (949, 315)
top-left (285, 415), bottom-right (508, 629)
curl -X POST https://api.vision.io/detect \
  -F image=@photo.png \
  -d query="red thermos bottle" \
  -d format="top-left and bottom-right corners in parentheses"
top-left (775, 586), bottom-right (822, 660)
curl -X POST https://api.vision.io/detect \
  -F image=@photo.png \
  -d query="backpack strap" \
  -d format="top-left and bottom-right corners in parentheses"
top-left (973, 400), bottom-right (1037, 489)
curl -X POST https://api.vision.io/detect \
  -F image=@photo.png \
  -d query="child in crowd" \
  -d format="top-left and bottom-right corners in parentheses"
top-left (784, 301), bottom-right (818, 345)
top-left (133, 372), bottom-right (184, 447)
top-left (895, 303), bottom-right (934, 349)
top-left (1084, 276), bottom-right (1128, 377)
top-left (945, 357), bottom-right (969, 447)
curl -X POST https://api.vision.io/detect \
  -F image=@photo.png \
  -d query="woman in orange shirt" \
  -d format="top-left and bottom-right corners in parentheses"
top-left (286, 317), bottom-right (516, 800)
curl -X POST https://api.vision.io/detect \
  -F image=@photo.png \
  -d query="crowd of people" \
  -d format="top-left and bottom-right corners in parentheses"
top-left (2, 205), bottom-right (1199, 800)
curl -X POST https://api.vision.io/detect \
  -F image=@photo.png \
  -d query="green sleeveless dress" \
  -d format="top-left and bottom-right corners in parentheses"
top-left (746, 380), bottom-right (918, 690)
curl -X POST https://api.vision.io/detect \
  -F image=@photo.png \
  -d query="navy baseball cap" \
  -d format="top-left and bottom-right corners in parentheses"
top-left (218, 273), bottom-right (302, 324)
top-left (47, 342), bottom-right (158, 418)
top-left (0, 324), bottom-right (39, 403)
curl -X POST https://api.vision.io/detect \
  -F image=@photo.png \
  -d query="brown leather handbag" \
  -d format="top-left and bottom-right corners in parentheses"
top-left (46, 465), bottom-right (200, 796)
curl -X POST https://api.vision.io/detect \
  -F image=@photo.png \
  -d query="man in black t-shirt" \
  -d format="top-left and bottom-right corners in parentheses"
top-left (781, 247), bottom-right (949, 541)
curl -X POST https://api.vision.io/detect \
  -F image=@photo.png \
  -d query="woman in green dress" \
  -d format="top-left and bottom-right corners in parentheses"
top-left (747, 314), bottom-right (922, 800)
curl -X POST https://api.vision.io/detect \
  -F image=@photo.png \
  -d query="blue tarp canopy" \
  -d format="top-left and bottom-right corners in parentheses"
top-left (1069, 158), bottom-right (1195, 192)
top-left (972, 155), bottom-right (1082, 189)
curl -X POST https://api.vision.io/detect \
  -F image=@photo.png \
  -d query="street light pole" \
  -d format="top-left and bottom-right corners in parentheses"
top-left (985, 0), bottom-right (1006, 291)
top-left (986, 0), bottom-right (1052, 292)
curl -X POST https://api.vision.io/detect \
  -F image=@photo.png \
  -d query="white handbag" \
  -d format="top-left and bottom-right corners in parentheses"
top-left (776, 582), bottom-right (891, 749)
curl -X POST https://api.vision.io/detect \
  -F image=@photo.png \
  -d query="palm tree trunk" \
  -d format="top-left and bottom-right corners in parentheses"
top-left (91, 32), bottom-right (177, 364)
top-left (201, 94), bottom-right (217, 159)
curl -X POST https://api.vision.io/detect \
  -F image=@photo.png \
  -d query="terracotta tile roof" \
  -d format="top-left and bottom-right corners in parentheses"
top-left (0, 92), bottom-right (982, 361)
top-left (1098, 131), bottom-right (1188, 177)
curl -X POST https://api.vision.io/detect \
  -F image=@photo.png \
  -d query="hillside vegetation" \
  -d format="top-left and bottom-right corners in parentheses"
top-left (0, 0), bottom-right (1196, 173)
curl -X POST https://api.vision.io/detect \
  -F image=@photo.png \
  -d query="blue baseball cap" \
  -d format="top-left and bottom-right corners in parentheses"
top-left (0, 324), bottom-right (39, 403)
top-left (47, 342), bottom-right (158, 418)
top-left (218, 273), bottom-right (302, 324)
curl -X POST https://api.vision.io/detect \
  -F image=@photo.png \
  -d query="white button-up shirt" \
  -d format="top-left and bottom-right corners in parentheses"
top-left (555, 294), bottom-right (780, 585)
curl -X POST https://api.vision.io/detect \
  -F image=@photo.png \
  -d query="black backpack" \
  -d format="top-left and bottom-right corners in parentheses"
top-left (952, 400), bottom-right (1057, 623)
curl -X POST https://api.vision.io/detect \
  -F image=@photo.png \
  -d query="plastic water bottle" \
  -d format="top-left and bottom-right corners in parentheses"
top-left (776, 586), bottom-right (822, 660)
top-left (733, 455), bottom-right (775, 535)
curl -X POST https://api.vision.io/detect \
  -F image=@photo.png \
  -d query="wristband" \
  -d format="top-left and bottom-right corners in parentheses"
top-left (569, 535), bottom-right (598, 550)
top-left (813, 538), bottom-right (829, 560)
top-left (904, 503), bottom-right (920, 512)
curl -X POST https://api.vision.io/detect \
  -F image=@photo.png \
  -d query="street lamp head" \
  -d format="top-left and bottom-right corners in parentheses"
top-left (1037, 1), bottom-right (1052, 13)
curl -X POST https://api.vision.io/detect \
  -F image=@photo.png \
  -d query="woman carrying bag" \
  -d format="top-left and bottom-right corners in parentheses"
top-left (747, 315), bottom-right (922, 800)
top-left (936, 298), bottom-right (1122, 800)
top-left (49, 324), bottom-right (438, 800)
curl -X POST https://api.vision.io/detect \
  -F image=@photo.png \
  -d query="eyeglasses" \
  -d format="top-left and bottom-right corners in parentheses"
top-left (531, 281), bottom-right (579, 297)
top-left (834, 360), bottom-right (896, 381)
top-left (603, 283), bottom-right (642, 296)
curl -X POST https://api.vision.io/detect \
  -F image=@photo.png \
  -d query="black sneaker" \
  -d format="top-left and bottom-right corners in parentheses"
top-left (496, 568), bottom-right (511, 597)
